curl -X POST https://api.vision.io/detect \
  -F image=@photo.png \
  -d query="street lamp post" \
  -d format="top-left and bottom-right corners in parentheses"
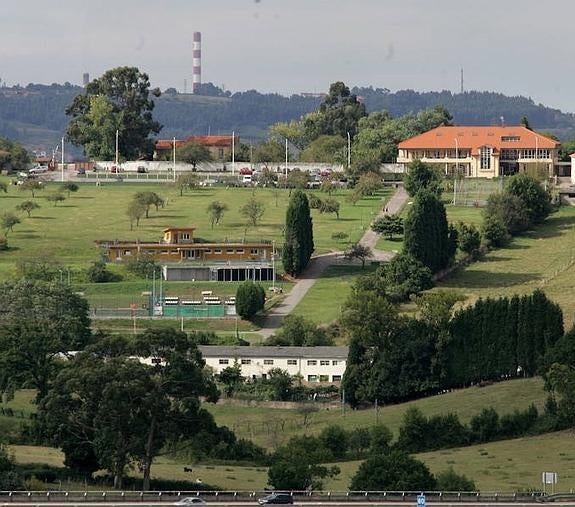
top-left (61, 137), bottom-right (65, 182)
top-left (285, 138), bottom-right (288, 179)
top-left (453, 137), bottom-right (458, 204)
top-left (347, 132), bottom-right (351, 170)
top-left (172, 137), bottom-right (176, 182)
top-left (115, 130), bottom-right (119, 167)
top-left (232, 131), bottom-right (235, 176)
top-left (272, 240), bottom-right (276, 292)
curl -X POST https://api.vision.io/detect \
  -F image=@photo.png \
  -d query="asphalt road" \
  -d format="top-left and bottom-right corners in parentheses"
top-left (0, 503), bottom-right (566, 507)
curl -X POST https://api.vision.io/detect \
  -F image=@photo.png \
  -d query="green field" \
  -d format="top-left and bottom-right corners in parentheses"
top-left (291, 264), bottom-right (378, 325)
top-left (206, 377), bottom-right (547, 450)
top-left (439, 206), bottom-right (575, 328)
top-left (0, 179), bottom-right (389, 278)
top-left (5, 378), bottom-right (559, 492)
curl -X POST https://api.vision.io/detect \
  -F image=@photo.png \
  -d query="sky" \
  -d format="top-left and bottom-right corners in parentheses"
top-left (2, 0), bottom-right (575, 112)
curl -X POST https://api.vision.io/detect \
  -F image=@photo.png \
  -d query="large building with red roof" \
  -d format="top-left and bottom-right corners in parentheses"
top-left (154, 134), bottom-right (239, 161)
top-left (397, 126), bottom-right (560, 178)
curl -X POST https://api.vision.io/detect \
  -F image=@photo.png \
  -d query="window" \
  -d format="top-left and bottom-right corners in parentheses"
top-left (501, 135), bottom-right (520, 142)
top-left (214, 249), bottom-right (222, 254)
top-left (250, 248), bottom-right (259, 255)
top-left (161, 250), bottom-right (169, 255)
top-left (123, 250), bottom-right (132, 255)
top-left (287, 359), bottom-right (297, 365)
top-left (218, 148), bottom-right (224, 158)
top-left (181, 233), bottom-right (190, 240)
top-left (241, 359), bottom-right (251, 365)
top-left (480, 146), bottom-right (491, 170)
top-left (204, 249), bottom-right (212, 254)
top-left (319, 375), bottom-right (329, 382)
top-left (332, 375), bottom-right (342, 382)
top-left (332, 360), bottom-right (339, 366)
top-left (320, 360), bottom-right (330, 366)
top-left (264, 359), bottom-right (274, 365)
top-left (307, 360), bottom-right (317, 366)
top-left (227, 249), bottom-right (234, 254)
top-left (236, 249), bottom-right (244, 254)
top-left (218, 359), bottom-right (229, 365)
top-left (307, 375), bottom-right (318, 382)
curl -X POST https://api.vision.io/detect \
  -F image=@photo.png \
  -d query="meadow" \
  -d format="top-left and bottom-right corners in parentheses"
top-left (5, 377), bottom-right (560, 492)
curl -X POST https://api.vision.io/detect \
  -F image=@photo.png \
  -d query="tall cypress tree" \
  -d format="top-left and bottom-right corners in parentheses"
top-left (403, 189), bottom-right (451, 273)
top-left (282, 190), bottom-right (314, 277)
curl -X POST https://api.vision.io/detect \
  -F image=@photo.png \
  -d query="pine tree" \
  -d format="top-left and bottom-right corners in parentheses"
top-left (282, 190), bottom-right (314, 277)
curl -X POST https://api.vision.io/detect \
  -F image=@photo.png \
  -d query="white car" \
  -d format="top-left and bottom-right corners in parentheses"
top-left (174, 497), bottom-right (206, 506)
top-left (29, 165), bottom-right (49, 174)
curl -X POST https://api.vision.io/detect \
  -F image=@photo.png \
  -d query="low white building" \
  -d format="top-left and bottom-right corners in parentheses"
top-left (198, 345), bottom-right (348, 383)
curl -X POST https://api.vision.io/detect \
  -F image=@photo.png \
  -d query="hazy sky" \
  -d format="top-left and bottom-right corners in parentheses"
top-left (3, 0), bottom-right (575, 112)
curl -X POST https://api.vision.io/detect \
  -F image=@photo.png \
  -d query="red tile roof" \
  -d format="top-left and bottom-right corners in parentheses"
top-left (398, 126), bottom-right (559, 151)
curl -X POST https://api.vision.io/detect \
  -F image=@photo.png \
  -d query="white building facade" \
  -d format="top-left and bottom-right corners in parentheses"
top-left (198, 345), bottom-right (348, 383)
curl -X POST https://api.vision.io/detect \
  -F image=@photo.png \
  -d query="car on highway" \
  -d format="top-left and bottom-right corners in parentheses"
top-left (174, 497), bottom-right (206, 506)
top-left (257, 493), bottom-right (293, 505)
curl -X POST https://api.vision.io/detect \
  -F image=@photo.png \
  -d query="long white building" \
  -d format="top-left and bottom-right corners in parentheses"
top-left (198, 345), bottom-right (348, 383)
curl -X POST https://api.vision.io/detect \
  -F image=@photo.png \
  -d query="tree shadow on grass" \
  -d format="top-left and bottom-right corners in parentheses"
top-left (440, 270), bottom-right (539, 289)
top-left (31, 216), bottom-right (55, 220)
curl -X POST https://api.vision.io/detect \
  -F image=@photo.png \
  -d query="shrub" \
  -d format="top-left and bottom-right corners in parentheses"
top-left (235, 281), bottom-right (265, 320)
top-left (481, 215), bottom-right (510, 248)
top-left (86, 260), bottom-right (119, 283)
top-left (123, 254), bottom-right (160, 278)
top-left (436, 467), bottom-right (476, 491)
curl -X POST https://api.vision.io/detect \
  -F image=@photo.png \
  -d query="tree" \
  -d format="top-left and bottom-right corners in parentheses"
top-left (481, 215), bottom-right (509, 248)
top-left (177, 142), bottom-right (213, 169)
top-left (436, 467), bottom-right (476, 492)
top-left (484, 192), bottom-right (529, 235)
top-left (282, 190), bottom-right (314, 277)
top-left (66, 66), bottom-right (162, 160)
top-left (403, 189), bottom-right (451, 273)
top-left (268, 458), bottom-right (339, 491)
top-left (266, 315), bottom-right (333, 346)
top-left (60, 182), bottom-right (79, 198)
top-left (456, 222), bottom-right (481, 255)
top-left (253, 139), bottom-right (285, 165)
top-left (299, 135), bottom-right (346, 163)
top-left (354, 171), bottom-right (382, 197)
top-left (86, 259), bottom-right (118, 283)
top-left (0, 182), bottom-right (7, 194)
top-left (319, 425), bottom-right (348, 459)
top-left (218, 362), bottom-right (243, 397)
top-left (135, 191), bottom-right (164, 218)
top-left (15, 200), bottom-right (40, 217)
top-left (175, 173), bottom-right (199, 196)
top-left (319, 197), bottom-right (340, 219)
top-left (40, 330), bottom-right (219, 490)
top-left (377, 253), bottom-right (433, 302)
top-left (0, 280), bottom-right (91, 401)
top-left (344, 243), bottom-right (372, 268)
top-left (0, 445), bottom-right (22, 490)
top-left (235, 281), bottom-right (265, 320)
top-left (350, 450), bottom-right (436, 491)
top-left (372, 214), bottom-right (404, 239)
top-left (240, 198), bottom-right (265, 228)
top-left (0, 137), bottom-right (30, 173)
top-left (206, 201), bottom-right (228, 229)
top-left (126, 200), bottom-right (147, 230)
top-left (286, 169), bottom-right (310, 193)
top-left (506, 173), bottom-right (552, 224)
top-left (47, 192), bottom-right (66, 206)
top-left (404, 159), bottom-right (443, 197)
top-left (19, 179), bottom-right (43, 198)
top-left (303, 81), bottom-right (367, 142)
top-left (1, 213), bottom-right (20, 236)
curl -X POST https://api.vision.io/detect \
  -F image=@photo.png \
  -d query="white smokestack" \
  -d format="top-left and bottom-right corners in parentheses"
top-left (192, 32), bottom-right (201, 94)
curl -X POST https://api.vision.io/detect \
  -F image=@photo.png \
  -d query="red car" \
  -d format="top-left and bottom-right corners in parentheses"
top-left (240, 167), bottom-right (253, 175)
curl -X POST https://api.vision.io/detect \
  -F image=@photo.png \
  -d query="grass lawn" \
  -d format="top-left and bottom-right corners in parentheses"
top-left (4, 378), bottom-right (553, 492)
top-left (291, 264), bottom-right (378, 325)
top-left (438, 206), bottom-right (575, 328)
top-left (206, 377), bottom-right (547, 450)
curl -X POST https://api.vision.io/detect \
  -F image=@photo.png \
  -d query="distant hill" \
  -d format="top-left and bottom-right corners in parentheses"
top-left (2, 83), bottom-right (575, 155)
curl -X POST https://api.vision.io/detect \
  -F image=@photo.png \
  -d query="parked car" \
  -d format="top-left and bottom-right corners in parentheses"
top-left (29, 165), bottom-right (49, 174)
top-left (76, 168), bottom-right (86, 175)
top-left (110, 165), bottom-right (120, 173)
top-left (174, 497), bottom-right (206, 506)
top-left (137, 166), bottom-right (148, 173)
top-left (240, 167), bottom-right (253, 175)
top-left (257, 493), bottom-right (293, 505)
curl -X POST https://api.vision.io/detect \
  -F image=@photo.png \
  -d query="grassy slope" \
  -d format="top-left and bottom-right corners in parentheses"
top-left (6, 378), bottom-right (557, 492)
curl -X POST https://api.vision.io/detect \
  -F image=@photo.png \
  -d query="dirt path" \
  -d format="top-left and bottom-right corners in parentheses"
top-left (257, 186), bottom-right (409, 338)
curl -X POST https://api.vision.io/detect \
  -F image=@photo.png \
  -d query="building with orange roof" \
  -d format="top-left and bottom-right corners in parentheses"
top-left (154, 134), bottom-right (239, 161)
top-left (398, 126), bottom-right (560, 178)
